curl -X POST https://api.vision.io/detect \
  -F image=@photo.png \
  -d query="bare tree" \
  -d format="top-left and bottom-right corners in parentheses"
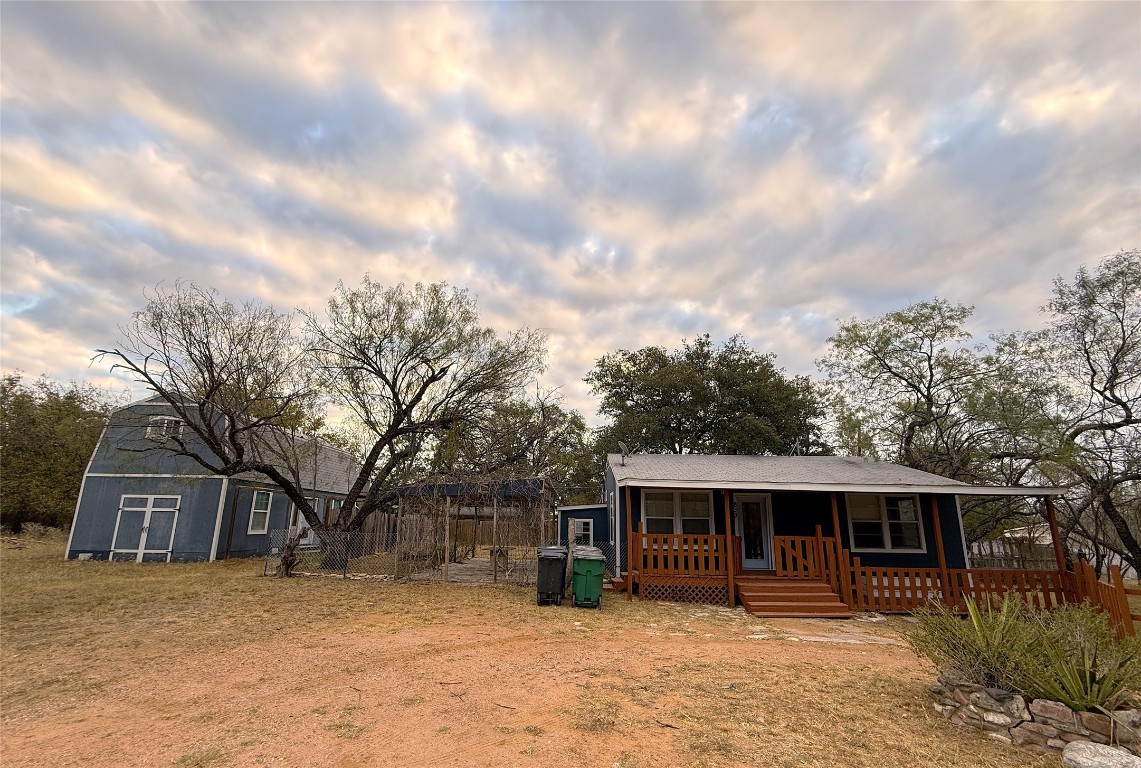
top-left (97, 278), bottom-right (548, 539)
top-left (95, 283), bottom-right (324, 523)
top-left (1047, 250), bottom-right (1141, 572)
top-left (303, 278), bottom-right (547, 531)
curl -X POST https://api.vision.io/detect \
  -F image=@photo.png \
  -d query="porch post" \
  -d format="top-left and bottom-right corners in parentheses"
top-left (1045, 495), bottom-right (1067, 574)
top-left (625, 485), bottom-right (634, 602)
top-left (723, 489), bottom-right (735, 608)
top-left (831, 492), bottom-right (851, 606)
top-left (930, 495), bottom-right (950, 607)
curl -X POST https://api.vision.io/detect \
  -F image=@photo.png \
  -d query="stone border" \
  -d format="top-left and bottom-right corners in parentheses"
top-left (929, 670), bottom-right (1140, 756)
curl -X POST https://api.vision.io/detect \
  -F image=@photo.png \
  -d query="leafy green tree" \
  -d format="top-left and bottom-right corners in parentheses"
top-left (428, 393), bottom-right (600, 504)
top-left (587, 334), bottom-right (826, 456)
top-left (818, 300), bottom-right (1066, 540)
top-left (0, 374), bottom-right (119, 532)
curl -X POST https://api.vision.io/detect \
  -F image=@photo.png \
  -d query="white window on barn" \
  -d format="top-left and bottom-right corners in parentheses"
top-left (248, 490), bottom-right (272, 535)
top-left (641, 490), bottom-right (715, 536)
top-left (845, 493), bottom-right (925, 552)
top-left (573, 519), bottom-right (593, 546)
top-left (146, 416), bottom-right (183, 441)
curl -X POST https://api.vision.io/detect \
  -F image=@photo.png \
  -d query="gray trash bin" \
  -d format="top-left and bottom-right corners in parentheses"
top-left (536, 546), bottom-right (568, 605)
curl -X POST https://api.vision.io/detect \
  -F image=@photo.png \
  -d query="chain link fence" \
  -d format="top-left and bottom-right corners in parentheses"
top-left (263, 498), bottom-right (553, 584)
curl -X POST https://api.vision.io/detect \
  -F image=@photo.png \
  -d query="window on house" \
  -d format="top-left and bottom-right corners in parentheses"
top-left (644, 492), bottom-right (676, 534)
top-left (248, 490), bottom-right (272, 535)
top-left (573, 519), bottom-right (593, 546)
top-left (641, 490), bottom-right (714, 535)
top-left (845, 493), bottom-right (925, 551)
top-left (146, 417), bottom-right (183, 441)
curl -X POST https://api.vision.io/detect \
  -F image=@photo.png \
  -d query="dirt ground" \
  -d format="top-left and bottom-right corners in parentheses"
top-left (1, 537), bottom-right (1058, 768)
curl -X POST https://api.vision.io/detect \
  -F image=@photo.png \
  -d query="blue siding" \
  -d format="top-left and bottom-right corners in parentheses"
top-left (219, 484), bottom-right (295, 559)
top-left (68, 475), bottom-right (225, 561)
top-left (87, 401), bottom-right (224, 477)
top-left (557, 506), bottom-right (609, 545)
top-left (609, 481), bottom-right (969, 573)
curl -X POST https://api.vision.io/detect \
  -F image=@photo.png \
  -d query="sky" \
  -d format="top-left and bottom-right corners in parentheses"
top-left (1, 2), bottom-right (1139, 424)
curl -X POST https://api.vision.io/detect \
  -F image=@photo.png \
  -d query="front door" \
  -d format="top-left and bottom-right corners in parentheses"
top-left (736, 494), bottom-right (773, 570)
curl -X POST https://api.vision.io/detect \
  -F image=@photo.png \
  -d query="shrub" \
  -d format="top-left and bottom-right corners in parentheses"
top-left (908, 596), bottom-right (1141, 712)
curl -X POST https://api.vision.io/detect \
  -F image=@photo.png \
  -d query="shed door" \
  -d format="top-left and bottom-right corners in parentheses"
top-left (110, 496), bottom-right (180, 563)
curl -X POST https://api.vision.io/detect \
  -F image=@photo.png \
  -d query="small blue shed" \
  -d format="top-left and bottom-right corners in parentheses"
top-left (66, 396), bottom-right (357, 562)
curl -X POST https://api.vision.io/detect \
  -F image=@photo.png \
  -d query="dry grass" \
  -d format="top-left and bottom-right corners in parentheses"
top-left (2, 534), bottom-right (1056, 767)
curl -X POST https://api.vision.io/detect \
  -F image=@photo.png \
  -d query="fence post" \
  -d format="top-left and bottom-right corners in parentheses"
top-left (814, 525), bottom-right (825, 581)
top-left (724, 489), bottom-right (735, 608)
top-left (394, 499), bottom-right (402, 580)
top-left (1109, 565), bottom-right (1135, 637)
top-left (444, 496), bottom-right (451, 583)
top-left (852, 556), bottom-right (863, 610)
top-left (342, 531), bottom-right (349, 579)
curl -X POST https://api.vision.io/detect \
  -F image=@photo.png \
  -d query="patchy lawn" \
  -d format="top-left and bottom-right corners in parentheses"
top-left (1, 535), bottom-right (1055, 767)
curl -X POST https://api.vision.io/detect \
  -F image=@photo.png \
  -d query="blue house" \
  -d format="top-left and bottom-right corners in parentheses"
top-left (594, 453), bottom-right (1068, 617)
top-left (66, 396), bottom-right (357, 562)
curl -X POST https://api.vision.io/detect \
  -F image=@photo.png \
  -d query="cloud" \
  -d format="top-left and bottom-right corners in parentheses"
top-left (1, 2), bottom-right (1138, 427)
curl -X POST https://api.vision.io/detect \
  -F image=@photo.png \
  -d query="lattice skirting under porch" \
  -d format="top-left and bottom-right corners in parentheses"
top-left (639, 576), bottom-right (729, 605)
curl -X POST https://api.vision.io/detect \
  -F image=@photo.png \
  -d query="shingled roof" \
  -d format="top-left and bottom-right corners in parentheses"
top-left (606, 454), bottom-right (1065, 496)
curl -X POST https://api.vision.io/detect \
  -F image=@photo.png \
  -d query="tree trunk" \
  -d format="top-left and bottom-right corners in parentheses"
top-left (275, 531), bottom-right (304, 577)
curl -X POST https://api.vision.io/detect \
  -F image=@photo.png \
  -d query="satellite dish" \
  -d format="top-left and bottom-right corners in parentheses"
top-left (618, 440), bottom-right (631, 466)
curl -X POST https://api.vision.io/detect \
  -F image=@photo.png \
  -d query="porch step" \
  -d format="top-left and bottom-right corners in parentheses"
top-left (736, 578), bottom-right (851, 619)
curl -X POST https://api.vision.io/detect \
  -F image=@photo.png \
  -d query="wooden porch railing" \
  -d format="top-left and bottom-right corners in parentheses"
top-left (627, 525), bottom-right (1135, 636)
top-left (635, 532), bottom-right (729, 576)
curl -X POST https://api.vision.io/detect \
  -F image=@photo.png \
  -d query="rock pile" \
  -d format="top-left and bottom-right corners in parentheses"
top-left (929, 670), bottom-right (1140, 757)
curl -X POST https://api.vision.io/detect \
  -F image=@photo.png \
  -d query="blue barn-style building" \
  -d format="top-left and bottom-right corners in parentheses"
top-left (66, 396), bottom-right (357, 562)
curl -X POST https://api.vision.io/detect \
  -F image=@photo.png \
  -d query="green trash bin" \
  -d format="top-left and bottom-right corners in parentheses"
top-left (572, 545), bottom-right (606, 608)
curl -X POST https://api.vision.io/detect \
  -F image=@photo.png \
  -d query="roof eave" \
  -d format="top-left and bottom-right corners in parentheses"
top-left (613, 477), bottom-right (1067, 496)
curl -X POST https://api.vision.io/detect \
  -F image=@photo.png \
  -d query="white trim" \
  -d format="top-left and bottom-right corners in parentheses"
top-left (145, 415), bottom-right (183, 440)
top-left (734, 492), bottom-right (774, 570)
top-left (209, 477), bottom-right (229, 562)
top-left (66, 421), bottom-right (108, 559)
top-left (109, 494), bottom-right (182, 562)
top-left (615, 478), bottom-right (1066, 496)
top-left (955, 496), bottom-right (970, 568)
top-left (640, 488), bottom-right (715, 535)
top-left (608, 492), bottom-right (616, 546)
top-left (845, 493), bottom-right (927, 553)
top-left (248, 490), bottom-right (273, 535)
top-left (572, 518), bottom-right (594, 546)
top-left (556, 504), bottom-right (609, 511)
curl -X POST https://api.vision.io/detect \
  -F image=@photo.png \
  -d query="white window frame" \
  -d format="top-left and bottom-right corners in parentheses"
top-left (608, 492), bottom-right (616, 545)
top-left (248, 490), bottom-right (273, 535)
top-left (145, 416), bottom-right (183, 441)
top-left (845, 493), bottom-right (927, 553)
top-left (639, 489), bottom-right (715, 536)
top-left (573, 518), bottom-right (594, 546)
top-left (110, 494), bottom-right (182, 562)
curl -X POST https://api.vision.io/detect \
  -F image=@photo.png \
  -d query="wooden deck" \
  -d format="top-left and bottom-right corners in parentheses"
top-left (625, 528), bottom-right (1136, 635)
